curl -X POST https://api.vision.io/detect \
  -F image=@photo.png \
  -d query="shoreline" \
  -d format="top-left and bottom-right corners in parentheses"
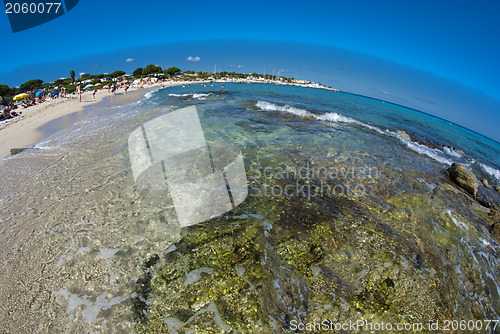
top-left (0, 90), bottom-right (108, 165)
top-left (0, 79), bottom-right (335, 165)
top-left (0, 81), bottom-right (188, 165)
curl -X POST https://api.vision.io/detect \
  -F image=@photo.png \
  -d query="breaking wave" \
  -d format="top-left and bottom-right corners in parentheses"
top-left (256, 100), bottom-right (457, 166)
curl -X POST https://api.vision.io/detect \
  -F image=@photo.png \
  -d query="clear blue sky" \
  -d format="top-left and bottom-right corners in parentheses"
top-left (1, 0), bottom-right (499, 140)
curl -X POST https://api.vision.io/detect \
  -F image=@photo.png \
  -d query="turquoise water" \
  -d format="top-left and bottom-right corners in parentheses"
top-left (0, 82), bottom-right (499, 332)
top-left (146, 83), bottom-right (500, 177)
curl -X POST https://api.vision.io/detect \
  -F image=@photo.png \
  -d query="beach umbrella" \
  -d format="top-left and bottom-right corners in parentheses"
top-left (94, 83), bottom-right (102, 86)
top-left (13, 93), bottom-right (29, 101)
top-left (83, 84), bottom-right (93, 89)
top-left (36, 91), bottom-right (43, 96)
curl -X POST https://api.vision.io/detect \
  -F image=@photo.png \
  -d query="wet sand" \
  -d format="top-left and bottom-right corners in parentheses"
top-left (0, 82), bottom-right (185, 165)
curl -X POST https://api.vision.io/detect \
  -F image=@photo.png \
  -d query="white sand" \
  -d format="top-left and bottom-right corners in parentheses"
top-left (0, 78), bottom-right (329, 165)
top-left (0, 90), bottom-right (109, 164)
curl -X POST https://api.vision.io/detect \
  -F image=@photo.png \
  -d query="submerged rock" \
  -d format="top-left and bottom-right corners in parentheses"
top-left (495, 185), bottom-right (500, 193)
top-left (483, 179), bottom-right (492, 189)
top-left (447, 163), bottom-right (479, 197)
top-left (133, 160), bottom-right (500, 333)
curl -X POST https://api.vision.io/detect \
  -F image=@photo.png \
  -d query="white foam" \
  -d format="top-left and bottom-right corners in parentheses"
top-left (144, 88), bottom-right (159, 100)
top-left (316, 112), bottom-right (356, 124)
top-left (192, 93), bottom-right (212, 99)
top-left (256, 100), bottom-right (311, 117)
top-left (257, 100), bottom-right (456, 166)
top-left (403, 139), bottom-right (454, 166)
top-left (168, 92), bottom-right (212, 100)
top-left (386, 130), bottom-right (455, 166)
top-left (443, 146), bottom-right (463, 158)
top-left (480, 163), bottom-right (500, 182)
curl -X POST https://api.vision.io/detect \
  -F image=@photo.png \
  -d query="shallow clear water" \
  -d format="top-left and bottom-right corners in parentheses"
top-left (0, 83), bottom-right (499, 333)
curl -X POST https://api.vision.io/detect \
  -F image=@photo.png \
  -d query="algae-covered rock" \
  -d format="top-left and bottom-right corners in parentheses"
top-left (133, 161), bottom-right (500, 333)
top-left (447, 163), bottom-right (479, 196)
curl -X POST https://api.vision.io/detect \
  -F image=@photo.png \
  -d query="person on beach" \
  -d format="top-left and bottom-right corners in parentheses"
top-left (0, 96), bottom-right (9, 110)
top-left (76, 84), bottom-right (82, 102)
top-left (93, 90), bottom-right (97, 100)
top-left (111, 85), bottom-right (116, 95)
top-left (124, 85), bottom-right (129, 94)
top-left (1, 105), bottom-right (13, 120)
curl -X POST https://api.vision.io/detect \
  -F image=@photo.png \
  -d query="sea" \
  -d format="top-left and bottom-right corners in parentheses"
top-left (0, 82), bottom-right (499, 333)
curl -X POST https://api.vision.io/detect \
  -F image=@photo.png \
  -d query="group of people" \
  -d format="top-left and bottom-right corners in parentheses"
top-left (0, 87), bottom-right (70, 121)
top-left (0, 96), bottom-right (20, 120)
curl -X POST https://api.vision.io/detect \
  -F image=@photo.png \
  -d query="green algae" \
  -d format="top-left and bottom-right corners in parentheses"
top-left (134, 164), bottom-right (500, 333)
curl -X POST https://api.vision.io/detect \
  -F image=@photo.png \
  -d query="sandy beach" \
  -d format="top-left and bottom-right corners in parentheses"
top-left (0, 78), bottom-right (332, 167)
top-left (0, 91), bottom-right (107, 164)
top-left (0, 82), bottom-right (178, 165)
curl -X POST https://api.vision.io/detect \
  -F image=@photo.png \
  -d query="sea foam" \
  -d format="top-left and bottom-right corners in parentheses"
top-left (256, 100), bottom-right (311, 117)
top-left (168, 92), bottom-right (213, 100)
top-left (256, 100), bottom-right (458, 166)
top-left (144, 88), bottom-right (160, 100)
top-left (480, 163), bottom-right (500, 182)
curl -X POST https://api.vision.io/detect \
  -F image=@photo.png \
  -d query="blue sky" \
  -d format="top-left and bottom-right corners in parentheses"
top-left (1, 0), bottom-right (499, 140)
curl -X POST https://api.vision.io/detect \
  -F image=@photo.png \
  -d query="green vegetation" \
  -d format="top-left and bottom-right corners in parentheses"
top-left (143, 64), bottom-right (163, 75)
top-left (0, 84), bottom-right (10, 96)
top-left (165, 66), bottom-right (181, 76)
top-left (20, 79), bottom-right (43, 91)
top-left (133, 67), bottom-right (143, 77)
top-left (0, 64), bottom-right (316, 100)
top-left (110, 70), bottom-right (126, 78)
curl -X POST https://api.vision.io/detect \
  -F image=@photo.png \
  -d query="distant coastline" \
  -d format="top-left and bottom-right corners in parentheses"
top-left (0, 67), bottom-right (340, 164)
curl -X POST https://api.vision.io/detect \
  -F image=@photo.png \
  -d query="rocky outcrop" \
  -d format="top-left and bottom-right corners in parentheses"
top-left (483, 179), bottom-right (491, 189)
top-left (396, 130), bottom-right (411, 141)
top-left (447, 163), bottom-right (479, 197)
top-left (495, 185), bottom-right (500, 193)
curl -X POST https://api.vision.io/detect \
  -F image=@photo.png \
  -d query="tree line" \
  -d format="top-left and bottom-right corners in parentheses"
top-left (1, 64), bottom-right (298, 100)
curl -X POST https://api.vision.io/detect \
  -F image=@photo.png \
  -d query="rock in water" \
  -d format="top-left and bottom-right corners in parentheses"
top-left (495, 185), bottom-right (500, 193)
top-left (482, 179), bottom-right (491, 189)
top-left (447, 163), bottom-right (479, 197)
top-left (396, 130), bottom-right (411, 140)
top-left (10, 148), bottom-right (27, 155)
